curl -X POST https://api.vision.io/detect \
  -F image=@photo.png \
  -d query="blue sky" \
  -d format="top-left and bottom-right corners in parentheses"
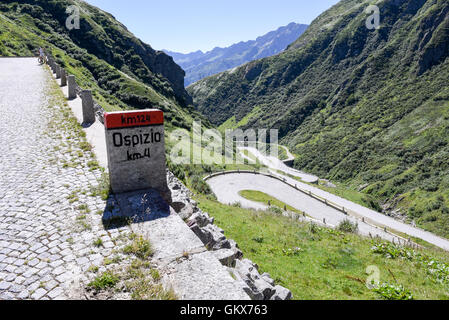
top-left (85, 0), bottom-right (340, 53)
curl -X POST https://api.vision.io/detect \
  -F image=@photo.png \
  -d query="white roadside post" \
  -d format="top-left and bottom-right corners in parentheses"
top-left (67, 75), bottom-right (77, 100)
top-left (60, 68), bottom-right (67, 87)
top-left (55, 65), bottom-right (61, 79)
top-left (81, 90), bottom-right (95, 124)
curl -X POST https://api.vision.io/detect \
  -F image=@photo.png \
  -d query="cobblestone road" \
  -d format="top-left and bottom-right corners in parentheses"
top-left (0, 58), bottom-right (132, 300)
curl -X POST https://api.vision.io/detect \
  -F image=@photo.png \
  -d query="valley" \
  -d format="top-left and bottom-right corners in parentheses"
top-left (165, 22), bottom-right (308, 86)
top-left (189, 0), bottom-right (449, 240)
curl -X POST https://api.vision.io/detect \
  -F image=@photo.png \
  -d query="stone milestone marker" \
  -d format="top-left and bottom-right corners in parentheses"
top-left (104, 109), bottom-right (171, 203)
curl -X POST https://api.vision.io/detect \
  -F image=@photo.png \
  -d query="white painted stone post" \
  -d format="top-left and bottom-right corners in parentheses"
top-left (55, 65), bottom-right (61, 79)
top-left (50, 59), bottom-right (56, 73)
top-left (81, 90), bottom-right (96, 124)
top-left (67, 75), bottom-right (77, 100)
top-left (60, 68), bottom-right (67, 87)
top-left (104, 110), bottom-right (171, 203)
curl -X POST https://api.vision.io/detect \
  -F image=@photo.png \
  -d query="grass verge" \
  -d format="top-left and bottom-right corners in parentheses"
top-left (195, 195), bottom-right (449, 300)
top-left (238, 190), bottom-right (305, 216)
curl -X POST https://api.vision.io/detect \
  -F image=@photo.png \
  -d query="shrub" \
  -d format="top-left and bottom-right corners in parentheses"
top-left (337, 219), bottom-right (358, 233)
top-left (309, 223), bottom-right (320, 234)
top-left (282, 247), bottom-right (302, 256)
top-left (88, 271), bottom-right (119, 291)
top-left (268, 206), bottom-right (283, 215)
top-left (370, 242), bottom-right (413, 260)
top-left (123, 235), bottom-right (153, 260)
top-left (373, 283), bottom-right (414, 300)
top-left (371, 241), bottom-right (449, 284)
top-left (426, 260), bottom-right (449, 284)
top-left (190, 175), bottom-right (213, 195)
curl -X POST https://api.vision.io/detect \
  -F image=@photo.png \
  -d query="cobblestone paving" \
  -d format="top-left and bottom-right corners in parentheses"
top-left (0, 58), bottom-right (134, 300)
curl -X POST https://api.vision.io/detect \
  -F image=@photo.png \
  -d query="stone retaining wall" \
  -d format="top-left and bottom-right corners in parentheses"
top-left (168, 171), bottom-right (292, 300)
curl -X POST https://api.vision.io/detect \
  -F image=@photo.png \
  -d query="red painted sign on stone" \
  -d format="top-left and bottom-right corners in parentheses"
top-left (105, 110), bottom-right (164, 130)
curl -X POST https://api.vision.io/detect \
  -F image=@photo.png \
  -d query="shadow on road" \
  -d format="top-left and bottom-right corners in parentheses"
top-left (101, 188), bottom-right (171, 230)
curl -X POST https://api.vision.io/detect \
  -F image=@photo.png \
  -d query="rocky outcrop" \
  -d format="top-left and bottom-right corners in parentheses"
top-left (167, 171), bottom-right (293, 300)
top-left (381, 195), bottom-right (408, 223)
top-left (417, 4), bottom-right (449, 75)
top-left (136, 44), bottom-right (192, 105)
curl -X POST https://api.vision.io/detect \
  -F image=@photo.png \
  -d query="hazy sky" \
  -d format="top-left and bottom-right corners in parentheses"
top-left (85, 0), bottom-right (340, 53)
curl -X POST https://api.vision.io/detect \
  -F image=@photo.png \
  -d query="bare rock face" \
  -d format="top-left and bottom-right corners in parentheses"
top-left (171, 201), bottom-right (195, 221)
top-left (167, 170), bottom-right (293, 300)
top-left (320, 179), bottom-right (336, 188)
top-left (261, 273), bottom-right (275, 286)
top-left (188, 211), bottom-right (215, 228)
top-left (152, 51), bottom-right (193, 105)
top-left (234, 259), bottom-right (277, 300)
top-left (417, 5), bottom-right (449, 75)
top-left (381, 195), bottom-right (407, 223)
top-left (212, 249), bottom-right (239, 267)
top-left (168, 169), bottom-right (197, 221)
top-left (189, 223), bottom-right (231, 251)
top-left (271, 285), bottom-right (293, 300)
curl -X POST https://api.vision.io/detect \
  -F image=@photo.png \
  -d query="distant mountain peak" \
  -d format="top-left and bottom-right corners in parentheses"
top-left (165, 22), bottom-right (308, 86)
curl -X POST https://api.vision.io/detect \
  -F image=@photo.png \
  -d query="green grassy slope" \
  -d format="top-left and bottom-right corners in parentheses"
top-left (197, 195), bottom-right (449, 300)
top-left (188, 0), bottom-right (449, 238)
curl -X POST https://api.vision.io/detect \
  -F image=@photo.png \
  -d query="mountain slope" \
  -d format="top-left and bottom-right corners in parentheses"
top-left (0, 0), bottom-right (203, 130)
top-left (165, 22), bottom-right (308, 86)
top-left (188, 0), bottom-right (449, 238)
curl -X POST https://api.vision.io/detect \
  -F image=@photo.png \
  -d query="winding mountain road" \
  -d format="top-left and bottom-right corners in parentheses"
top-left (206, 147), bottom-right (449, 251)
top-left (207, 172), bottom-right (400, 242)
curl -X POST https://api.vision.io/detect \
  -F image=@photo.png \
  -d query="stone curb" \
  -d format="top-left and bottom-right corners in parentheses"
top-left (169, 172), bottom-right (293, 300)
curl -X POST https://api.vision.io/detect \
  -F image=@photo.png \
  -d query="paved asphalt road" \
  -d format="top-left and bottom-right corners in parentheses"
top-left (207, 148), bottom-right (449, 251)
top-left (207, 173), bottom-right (399, 243)
top-left (239, 147), bottom-right (319, 183)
